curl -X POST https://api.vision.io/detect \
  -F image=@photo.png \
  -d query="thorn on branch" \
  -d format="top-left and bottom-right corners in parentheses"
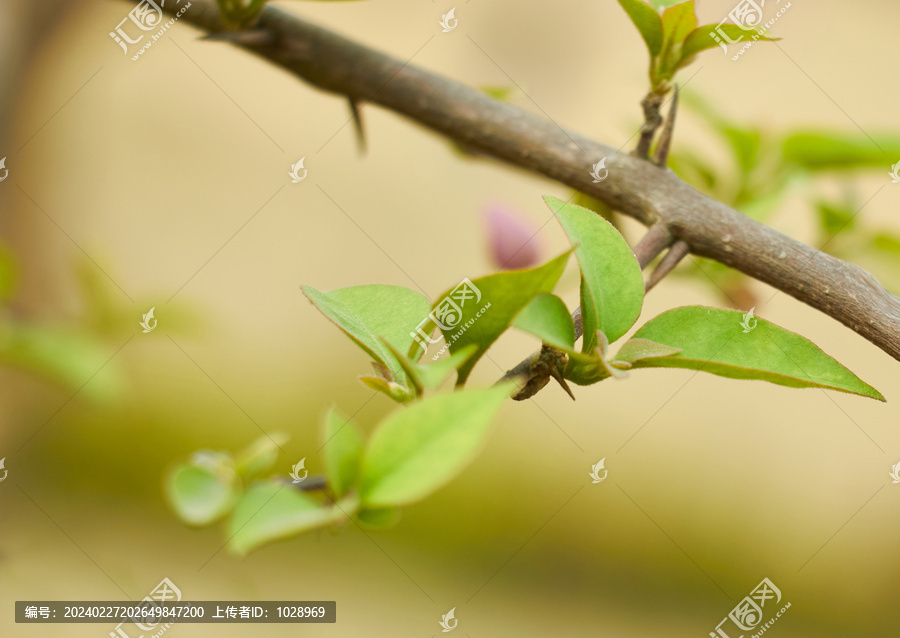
top-left (348, 97), bottom-right (367, 154)
top-left (652, 86), bottom-right (679, 168)
top-left (646, 239), bottom-right (690, 291)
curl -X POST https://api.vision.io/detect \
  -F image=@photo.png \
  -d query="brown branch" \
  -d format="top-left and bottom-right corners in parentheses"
top-left (152, 1), bottom-right (900, 364)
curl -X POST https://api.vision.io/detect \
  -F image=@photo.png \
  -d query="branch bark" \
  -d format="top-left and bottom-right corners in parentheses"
top-left (154, 1), bottom-right (900, 362)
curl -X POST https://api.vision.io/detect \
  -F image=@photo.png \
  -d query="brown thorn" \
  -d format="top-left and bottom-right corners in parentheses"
top-left (652, 85), bottom-right (679, 168)
top-left (348, 97), bottom-right (367, 154)
top-left (646, 239), bottom-right (690, 291)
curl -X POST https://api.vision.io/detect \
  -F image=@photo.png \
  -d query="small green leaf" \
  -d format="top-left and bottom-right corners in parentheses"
top-left (228, 481), bottom-right (356, 555)
top-left (432, 251), bottom-right (571, 384)
top-left (661, 2), bottom-right (697, 46)
top-left (579, 278), bottom-right (599, 354)
top-left (359, 385), bottom-right (512, 508)
top-left (612, 338), bottom-right (682, 365)
top-left (235, 433), bottom-right (288, 479)
top-left (631, 306), bottom-right (885, 401)
top-left (512, 293), bottom-right (575, 350)
top-left (166, 451), bottom-right (239, 527)
top-left (383, 340), bottom-right (478, 393)
top-left (321, 408), bottom-right (365, 498)
top-left (618, 0), bottom-right (664, 56)
top-left (302, 284), bottom-right (430, 387)
top-left (548, 195), bottom-right (644, 345)
top-left (359, 375), bottom-right (415, 403)
top-left (682, 24), bottom-right (778, 60)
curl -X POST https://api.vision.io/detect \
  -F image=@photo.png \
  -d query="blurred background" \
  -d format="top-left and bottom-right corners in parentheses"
top-left (1, 0), bottom-right (899, 635)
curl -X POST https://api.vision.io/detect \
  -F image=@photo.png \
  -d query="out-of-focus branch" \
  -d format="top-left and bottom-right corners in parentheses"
top-left (140, 0), bottom-right (900, 368)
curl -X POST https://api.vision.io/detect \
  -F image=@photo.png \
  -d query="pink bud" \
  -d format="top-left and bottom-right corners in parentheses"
top-left (484, 204), bottom-right (542, 270)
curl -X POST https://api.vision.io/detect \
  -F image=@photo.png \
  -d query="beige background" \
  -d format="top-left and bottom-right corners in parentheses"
top-left (1, 0), bottom-right (899, 635)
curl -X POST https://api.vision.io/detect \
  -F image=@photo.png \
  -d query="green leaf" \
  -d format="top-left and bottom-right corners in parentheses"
top-left (613, 338), bottom-right (682, 365)
top-left (359, 385), bottom-right (512, 508)
top-left (302, 284), bottom-right (430, 387)
top-left (432, 251), bottom-right (571, 384)
top-left (166, 451), bottom-right (239, 527)
top-left (358, 375), bottom-right (415, 403)
top-left (618, 0), bottom-right (664, 56)
top-left (228, 481), bottom-right (356, 555)
top-left (321, 408), bottom-right (365, 498)
top-left (578, 278), bottom-right (600, 354)
top-left (661, 2), bottom-right (697, 47)
top-left (782, 132), bottom-right (900, 171)
top-left (235, 433), bottom-right (288, 479)
top-left (631, 306), bottom-right (885, 401)
top-left (548, 195), bottom-right (644, 344)
top-left (512, 293), bottom-right (575, 350)
top-left (682, 24), bottom-right (778, 60)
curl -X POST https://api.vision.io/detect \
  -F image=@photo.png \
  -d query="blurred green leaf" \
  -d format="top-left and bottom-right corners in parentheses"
top-left (548, 195), bottom-right (644, 344)
top-left (661, 2), bottom-right (697, 47)
top-left (682, 24), bottom-right (778, 59)
top-left (228, 481), bottom-right (355, 555)
top-left (321, 408), bottom-right (365, 499)
top-left (512, 293), bottom-right (575, 350)
top-left (356, 507), bottom-right (401, 530)
top-left (302, 284), bottom-right (430, 388)
top-left (359, 385), bottom-right (512, 508)
top-left (166, 451), bottom-right (239, 527)
top-left (618, 0), bottom-right (664, 56)
top-left (816, 198), bottom-right (858, 238)
top-left (631, 306), bottom-right (884, 400)
top-left (433, 251), bottom-right (571, 385)
top-left (235, 433), bottom-right (288, 479)
top-left (782, 132), bottom-right (900, 171)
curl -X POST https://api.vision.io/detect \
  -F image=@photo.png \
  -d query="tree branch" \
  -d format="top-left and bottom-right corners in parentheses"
top-left (153, 1), bottom-right (900, 362)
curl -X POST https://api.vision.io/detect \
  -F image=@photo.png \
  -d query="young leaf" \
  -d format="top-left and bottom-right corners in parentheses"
top-left (302, 284), bottom-right (430, 387)
top-left (235, 433), bottom-right (288, 479)
top-left (612, 338), bottom-right (682, 365)
top-left (617, 0), bottom-right (664, 57)
top-left (433, 251), bottom-right (571, 384)
top-left (359, 385), bottom-right (512, 508)
top-left (661, 2), bottom-right (697, 48)
top-left (631, 306), bottom-right (885, 401)
top-left (321, 408), bottom-right (365, 499)
top-left (682, 24), bottom-right (779, 61)
top-left (166, 451), bottom-right (239, 527)
top-left (512, 293), bottom-right (576, 350)
top-left (358, 375), bottom-right (415, 403)
top-left (228, 481), bottom-right (356, 555)
top-left (547, 195), bottom-right (644, 344)
top-left (383, 340), bottom-right (478, 392)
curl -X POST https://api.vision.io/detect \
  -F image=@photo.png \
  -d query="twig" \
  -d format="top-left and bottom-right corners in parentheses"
top-left (646, 240), bottom-right (690, 292)
top-left (138, 0), bottom-right (900, 365)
